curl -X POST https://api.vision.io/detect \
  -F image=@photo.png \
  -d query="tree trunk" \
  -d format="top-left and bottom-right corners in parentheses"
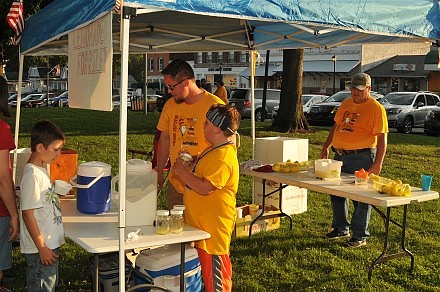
top-left (271, 49), bottom-right (311, 133)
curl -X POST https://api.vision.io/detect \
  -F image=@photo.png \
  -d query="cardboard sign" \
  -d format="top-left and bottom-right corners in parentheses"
top-left (68, 12), bottom-right (113, 111)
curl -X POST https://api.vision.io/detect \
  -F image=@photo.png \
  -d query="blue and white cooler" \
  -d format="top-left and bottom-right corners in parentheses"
top-left (71, 161), bottom-right (112, 214)
top-left (134, 244), bottom-right (202, 292)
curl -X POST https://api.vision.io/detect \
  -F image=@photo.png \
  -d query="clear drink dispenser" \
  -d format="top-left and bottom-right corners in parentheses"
top-left (111, 159), bottom-right (157, 226)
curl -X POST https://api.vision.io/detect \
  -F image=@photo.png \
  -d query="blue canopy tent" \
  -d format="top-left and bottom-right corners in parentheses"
top-left (15, 1), bottom-right (440, 290)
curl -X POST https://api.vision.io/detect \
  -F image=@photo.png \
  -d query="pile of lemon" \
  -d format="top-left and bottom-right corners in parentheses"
top-left (272, 160), bottom-right (310, 173)
top-left (369, 173), bottom-right (411, 196)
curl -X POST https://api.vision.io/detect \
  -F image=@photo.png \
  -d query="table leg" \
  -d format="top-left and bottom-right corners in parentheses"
top-left (180, 243), bottom-right (185, 292)
top-left (368, 205), bottom-right (414, 281)
top-left (94, 254), bottom-right (99, 292)
top-left (249, 180), bottom-right (292, 237)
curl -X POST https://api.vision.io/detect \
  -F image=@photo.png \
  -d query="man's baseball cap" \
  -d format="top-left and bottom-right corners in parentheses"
top-left (350, 73), bottom-right (371, 90)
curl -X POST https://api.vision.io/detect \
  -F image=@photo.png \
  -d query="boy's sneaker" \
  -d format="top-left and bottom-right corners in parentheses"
top-left (325, 229), bottom-right (350, 240)
top-left (0, 287), bottom-right (12, 292)
top-left (346, 238), bottom-right (367, 248)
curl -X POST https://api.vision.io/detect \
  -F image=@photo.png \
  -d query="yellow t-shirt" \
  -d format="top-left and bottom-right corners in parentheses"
top-left (214, 86), bottom-right (228, 104)
top-left (332, 97), bottom-right (388, 150)
top-left (184, 143), bottom-right (238, 255)
top-left (157, 92), bottom-right (224, 193)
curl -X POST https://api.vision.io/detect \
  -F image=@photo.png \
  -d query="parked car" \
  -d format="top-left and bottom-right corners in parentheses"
top-left (112, 95), bottom-right (132, 110)
top-left (228, 88), bottom-right (281, 121)
top-left (271, 94), bottom-right (328, 120)
top-left (306, 90), bottom-right (383, 125)
top-left (51, 91), bottom-right (69, 107)
top-left (382, 91), bottom-right (440, 134)
top-left (424, 102), bottom-right (440, 136)
top-left (10, 93), bottom-right (53, 108)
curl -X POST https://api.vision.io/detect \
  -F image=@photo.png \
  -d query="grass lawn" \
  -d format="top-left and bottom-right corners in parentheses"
top-left (5, 107), bottom-right (440, 291)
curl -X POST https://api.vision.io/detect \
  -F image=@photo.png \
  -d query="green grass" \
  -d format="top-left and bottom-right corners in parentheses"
top-left (5, 107), bottom-right (440, 291)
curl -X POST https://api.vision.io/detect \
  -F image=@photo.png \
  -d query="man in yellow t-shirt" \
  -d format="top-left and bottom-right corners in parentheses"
top-left (214, 80), bottom-right (228, 104)
top-left (320, 73), bottom-right (388, 248)
top-left (173, 105), bottom-right (240, 292)
top-left (156, 59), bottom-right (224, 210)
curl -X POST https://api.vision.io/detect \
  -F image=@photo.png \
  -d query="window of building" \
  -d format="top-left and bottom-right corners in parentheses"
top-left (196, 52), bottom-right (202, 64)
top-left (228, 51), bottom-right (235, 63)
top-left (158, 58), bottom-right (164, 71)
top-left (240, 51), bottom-right (247, 63)
top-left (207, 52), bottom-right (212, 63)
top-left (149, 59), bottom-right (154, 72)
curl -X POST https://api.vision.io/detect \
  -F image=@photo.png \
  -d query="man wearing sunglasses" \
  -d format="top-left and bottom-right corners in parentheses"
top-left (156, 59), bottom-right (225, 210)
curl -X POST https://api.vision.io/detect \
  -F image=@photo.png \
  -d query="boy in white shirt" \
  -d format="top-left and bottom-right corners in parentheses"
top-left (19, 120), bottom-right (65, 291)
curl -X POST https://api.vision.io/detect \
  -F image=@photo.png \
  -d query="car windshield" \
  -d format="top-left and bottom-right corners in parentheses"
top-left (302, 95), bottom-right (314, 104)
top-left (229, 89), bottom-right (247, 99)
top-left (324, 91), bottom-right (351, 102)
top-left (383, 93), bottom-right (416, 105)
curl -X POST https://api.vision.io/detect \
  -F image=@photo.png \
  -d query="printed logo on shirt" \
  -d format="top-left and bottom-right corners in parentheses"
top-left (172, 114), bottom-right (199, 148)
top-left (47, 183), bottom-right (62, 225)
top-left (339, 111), bottom-right (360, 133)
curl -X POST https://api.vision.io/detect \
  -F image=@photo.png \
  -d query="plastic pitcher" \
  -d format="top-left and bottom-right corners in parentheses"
top-left (111, 159), bottom-right (157, 226)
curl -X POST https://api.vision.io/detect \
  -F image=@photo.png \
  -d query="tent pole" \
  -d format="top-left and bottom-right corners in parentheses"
top-left (12, 53), bottom-right (24, 185)
top-left (119, 9), bottom-right (130, 292)
top-left (250, 50), bottom-right (256, 158)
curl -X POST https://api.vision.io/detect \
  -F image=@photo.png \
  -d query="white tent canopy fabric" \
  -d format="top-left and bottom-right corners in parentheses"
top-left (16, 1), bottom-right (440, 290)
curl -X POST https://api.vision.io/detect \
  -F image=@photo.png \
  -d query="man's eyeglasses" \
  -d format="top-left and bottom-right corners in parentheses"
top-left (165, 77), bottom-right (191, 91)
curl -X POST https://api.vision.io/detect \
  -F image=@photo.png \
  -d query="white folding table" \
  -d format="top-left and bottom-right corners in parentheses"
top-left (61, 198), bottom-right (210, 291)
top-left (242, 169), bottom-right (439, 280)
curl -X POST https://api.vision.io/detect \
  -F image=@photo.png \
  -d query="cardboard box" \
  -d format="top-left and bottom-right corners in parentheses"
top-left (254, 137), bottom-right (308, 215)
top-left (233, 204), bottom-right (281, 237)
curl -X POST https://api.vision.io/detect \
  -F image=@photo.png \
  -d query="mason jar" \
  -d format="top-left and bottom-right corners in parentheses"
top-left (155, 210), bottom-right (170, 235)
top-left (170, 209), bottom-right (184, 234)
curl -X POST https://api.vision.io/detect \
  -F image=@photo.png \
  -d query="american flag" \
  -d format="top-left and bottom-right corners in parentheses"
top-left (114, 0), bottom-right (123, 13)
top-left (6, 1), bottom-right (24, 45)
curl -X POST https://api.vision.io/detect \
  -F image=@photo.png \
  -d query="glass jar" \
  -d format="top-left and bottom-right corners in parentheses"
top-left (170, 209), bottom-right (184, 234)
top-left (173, 205), bottom-right (186, 223)
top-left (155, 210), bottom-right (170, 235)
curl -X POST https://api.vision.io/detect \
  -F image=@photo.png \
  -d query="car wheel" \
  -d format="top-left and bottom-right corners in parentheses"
top-left (255, 108), bottom-right (263, 121)
top-left (398, 117), bottom-right (413, 134)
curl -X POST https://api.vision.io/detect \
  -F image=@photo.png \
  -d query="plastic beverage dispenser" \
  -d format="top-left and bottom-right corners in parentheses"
top-left (111, 159), bottom-right (157, 226)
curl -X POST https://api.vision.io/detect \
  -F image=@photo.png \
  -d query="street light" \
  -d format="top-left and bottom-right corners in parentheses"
top-left (332, 55), bottom-right (336, 94)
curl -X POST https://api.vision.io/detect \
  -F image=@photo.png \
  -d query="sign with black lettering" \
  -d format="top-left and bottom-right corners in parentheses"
top-left (68, 12), bottom-right (112, 111)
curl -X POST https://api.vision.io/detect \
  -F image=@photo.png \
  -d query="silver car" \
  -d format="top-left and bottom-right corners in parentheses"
top-left (271, 94), bottom-right (328, 120)
top-left (383, 92), bottom-right (440, 134)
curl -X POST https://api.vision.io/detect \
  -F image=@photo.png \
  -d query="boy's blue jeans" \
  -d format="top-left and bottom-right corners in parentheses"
top-left (24, 248), bottom-right (60, 292)
top-left (331, 149), bottom-right (376, 241)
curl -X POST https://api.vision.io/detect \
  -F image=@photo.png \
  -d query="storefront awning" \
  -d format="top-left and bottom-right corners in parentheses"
top-left (273, 60), bottom-right (360, 73)
top-left (238, 64), bottom-right (280, 77)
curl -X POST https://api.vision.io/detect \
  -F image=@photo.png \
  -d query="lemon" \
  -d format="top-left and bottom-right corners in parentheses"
top-left (289, 164), bottom-right (299, 173)
top-left (272, 163), bottom-right (281, 172)
top-left (280, 164), bottom-right (290, 173)
top-left (394, 179), bottom-right (403, 185)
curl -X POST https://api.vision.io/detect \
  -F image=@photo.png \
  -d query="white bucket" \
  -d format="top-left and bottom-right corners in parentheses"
top-left (314, 159), bottom-right (343, 179)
